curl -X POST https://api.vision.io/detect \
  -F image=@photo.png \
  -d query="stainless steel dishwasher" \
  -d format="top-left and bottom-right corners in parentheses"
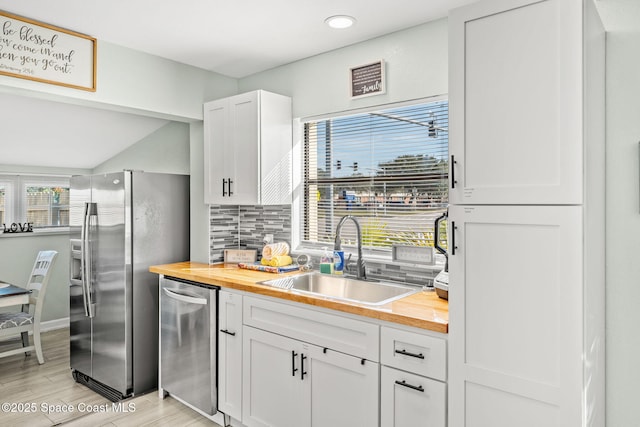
top-left (160, 276), bottom-right (218, 415)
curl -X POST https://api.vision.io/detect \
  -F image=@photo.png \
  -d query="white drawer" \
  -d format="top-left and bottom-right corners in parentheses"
top-left (381, 326), bottom-right (446, 381)
top-left (243, 295), bottom-right (379, 361)
top-left (381, 366), bottom-right (446, 427)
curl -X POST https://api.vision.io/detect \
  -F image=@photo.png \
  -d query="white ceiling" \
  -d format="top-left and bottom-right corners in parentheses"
top-left (0, 0), bottom-right (476, 79)
top-left (0, 0), bottom-right (636, 170)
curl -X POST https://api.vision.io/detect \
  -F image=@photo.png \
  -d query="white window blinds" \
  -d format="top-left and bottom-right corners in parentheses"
top-left (303, 99), bottom-right (449, 250)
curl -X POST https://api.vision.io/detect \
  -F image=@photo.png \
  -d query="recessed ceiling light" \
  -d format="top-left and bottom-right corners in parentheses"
top-left (325, 15), bottom-right (356, 29)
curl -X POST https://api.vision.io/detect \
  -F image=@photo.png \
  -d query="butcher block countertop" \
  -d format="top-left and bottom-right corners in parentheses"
top-left (150, 261), bottom-right (448, 334)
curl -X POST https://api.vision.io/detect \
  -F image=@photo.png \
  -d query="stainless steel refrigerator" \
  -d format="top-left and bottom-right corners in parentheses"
top-left (69, 171), bottom-right (189, 401)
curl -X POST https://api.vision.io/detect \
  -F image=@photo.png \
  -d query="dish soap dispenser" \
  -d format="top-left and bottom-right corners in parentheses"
top-left (319, 247), bottom-right (333, 274)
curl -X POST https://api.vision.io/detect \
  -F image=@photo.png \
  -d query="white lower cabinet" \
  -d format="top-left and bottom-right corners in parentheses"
top-left (214, 293), bottom-right (446, 427)
top-left (242, 327), bottom-right (309, 427)
top-left (218, 290), bottom-right (243, 421)
top-left (380, 326), bottom-right (447, 427)
top-left (242, 326), bottom-right (378, 427)
top-left (381, 366), bottom-right (446, 427)
top-left (308, 343), bottom-right (379, 427)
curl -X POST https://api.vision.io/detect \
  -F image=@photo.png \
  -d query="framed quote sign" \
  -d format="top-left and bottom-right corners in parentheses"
top-left (0, 11), bottom-right (97, 91)
top-left (350, 60), bottom-right (385, 98)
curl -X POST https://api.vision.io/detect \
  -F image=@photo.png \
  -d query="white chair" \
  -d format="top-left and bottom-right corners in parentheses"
top-left (0, 250), bottom-right (58, 364)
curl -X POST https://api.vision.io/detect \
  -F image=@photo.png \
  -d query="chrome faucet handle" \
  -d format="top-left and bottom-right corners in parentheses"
top-left (345, 253), bottom-right (352, 265)
top-left (343, 253), bottom-right (353, 272)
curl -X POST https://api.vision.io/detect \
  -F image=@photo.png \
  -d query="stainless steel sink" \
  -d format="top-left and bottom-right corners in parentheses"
top-left (258, 272), bottom-right (417, 306)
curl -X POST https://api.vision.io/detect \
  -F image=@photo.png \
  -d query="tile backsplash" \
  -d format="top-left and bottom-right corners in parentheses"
top-left (209, 204), bottom-right (291, 263)
top-left (209, 204), bottom-right (438, 287)
top-left (209, 205), bottom-right (240, 263)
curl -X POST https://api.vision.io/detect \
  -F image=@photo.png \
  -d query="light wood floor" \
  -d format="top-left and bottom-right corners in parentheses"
top-left (0, 328), bottom-right (221, 426)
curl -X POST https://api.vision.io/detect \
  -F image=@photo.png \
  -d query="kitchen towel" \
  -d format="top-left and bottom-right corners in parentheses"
top-left (262, 242), bottom-right (290, 260)
top-left (268, 255), bottom-right (293, 267)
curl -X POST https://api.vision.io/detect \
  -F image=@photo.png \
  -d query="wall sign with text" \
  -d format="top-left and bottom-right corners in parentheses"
top-left (0, 11), bottom-right (97, 91)
top-left (350, 60), bottom-right (385, 98)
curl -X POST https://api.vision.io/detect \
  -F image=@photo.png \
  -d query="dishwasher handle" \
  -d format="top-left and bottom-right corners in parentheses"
top-left (163, 287), bottom-right (208, 305)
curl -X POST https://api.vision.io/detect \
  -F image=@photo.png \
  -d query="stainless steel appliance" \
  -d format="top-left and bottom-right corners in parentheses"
top-left (69, 171), bottom-right (189, 401)
top-left (160, 277), bottom-right (218, 415)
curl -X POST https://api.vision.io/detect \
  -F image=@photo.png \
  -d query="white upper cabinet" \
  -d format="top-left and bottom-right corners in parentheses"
top-left (204, 90), bottom-right (292, 205)
top-left (449, 0), bottom-right (591, 205)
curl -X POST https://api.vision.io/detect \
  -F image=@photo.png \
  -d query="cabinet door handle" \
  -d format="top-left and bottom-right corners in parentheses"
top-left (228, 178), bottom-right (233, 196)
top-left (292, 351), bottom-right (298, 376)
top-left (451, 155), bottom-right (457, 189)
top-left (220, 329), bottom-right (236, 336)
top-left (451, 221), bottom-right (457, 256)
top-left (222, 178), bottom-right (228, 196)
top-left (395, 349), bottom-right (425, 359)
top-left (300, 353), bottom-right (307, 380)
top-left (395, 380), bottom-right (424, 393)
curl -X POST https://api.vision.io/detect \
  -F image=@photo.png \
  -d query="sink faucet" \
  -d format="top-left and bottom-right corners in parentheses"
top-left (334, 215), bottom-right (366, 280)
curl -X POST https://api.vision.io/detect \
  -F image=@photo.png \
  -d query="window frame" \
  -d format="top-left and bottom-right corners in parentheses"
top-left (0, 174), bottom-right (71, 233)
top-left (292, 95), bottom-right (449, 260)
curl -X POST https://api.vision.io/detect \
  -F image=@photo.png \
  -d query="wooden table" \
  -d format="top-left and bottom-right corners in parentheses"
top-left (0, 282), bottom-right (30, 308)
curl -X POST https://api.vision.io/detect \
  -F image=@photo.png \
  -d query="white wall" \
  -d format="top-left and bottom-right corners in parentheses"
top-left (0, 41), bottom-right (237, 121)
top-left (604, 31), bottom-right (640, 427)
top-left (239, 19), bottom-right (448, 119)
top-left (92, 121), bottom-right (190, 175)
top-left (189, 122), bottom-right (209, 263)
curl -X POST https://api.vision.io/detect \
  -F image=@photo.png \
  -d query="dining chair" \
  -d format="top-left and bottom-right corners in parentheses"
top-left (0, 250), bottom-right (58, 364)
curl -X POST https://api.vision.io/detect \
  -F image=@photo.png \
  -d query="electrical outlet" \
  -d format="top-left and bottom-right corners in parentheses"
top-left (391, 245), bottom-right (435, 265)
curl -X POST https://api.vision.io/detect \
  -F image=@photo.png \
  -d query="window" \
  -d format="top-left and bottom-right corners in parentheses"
top-left (0, 175), bottom-right (70, 230)
top-left (302, 98), bottom-right (448, 253)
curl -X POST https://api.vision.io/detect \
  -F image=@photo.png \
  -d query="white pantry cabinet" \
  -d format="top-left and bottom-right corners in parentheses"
top-left (448, 1), bottom-right (605, 426)
top-left (218, 290), bottom-right (243, 421)
top-left (448, 0), bottom-right (600, 205)
top-left (203, 90), bottom-right (292, 205)
top-left (448, 205), bottom-right (584, 427)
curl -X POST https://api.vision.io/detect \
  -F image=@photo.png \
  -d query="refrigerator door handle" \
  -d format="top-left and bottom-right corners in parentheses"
top-left (81, 202), bottom-right (97, 318)
top-left (163, 288), bottom-right (208, 305)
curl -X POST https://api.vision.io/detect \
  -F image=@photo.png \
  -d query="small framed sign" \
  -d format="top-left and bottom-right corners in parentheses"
top-left (0, 11), bottom-right (97, 91)
top-left (350, 60), bottom-right (385, 98)
top-left (224, 249), bottom-right (257, 264)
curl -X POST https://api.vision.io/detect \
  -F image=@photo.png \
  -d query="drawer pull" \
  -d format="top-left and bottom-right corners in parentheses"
top-left (220, 329), bottom-right (236, 336)
top-left (395, 380), bottom-right (424, 393)
top-left (395, 349), bottom-right (425, 359)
